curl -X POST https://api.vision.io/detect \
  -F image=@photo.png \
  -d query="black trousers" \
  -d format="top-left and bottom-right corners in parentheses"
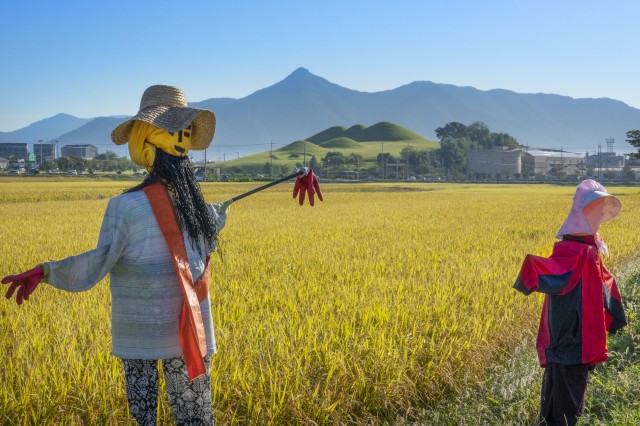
top-left (540, 362), bottom-right (590, 426)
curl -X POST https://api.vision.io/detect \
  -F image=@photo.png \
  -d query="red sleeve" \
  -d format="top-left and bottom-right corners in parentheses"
top-left (514, 244), bottom-right (582, 295)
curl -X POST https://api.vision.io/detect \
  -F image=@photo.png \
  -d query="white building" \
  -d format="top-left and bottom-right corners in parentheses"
top-left (521, 150), bottom-right (585, 178)
top-left (585, 152), bottom-right (625, 169)
top-left (466, 147), bottom-right (523, 180)
top-left (61, 144), bottom-right (98, 160)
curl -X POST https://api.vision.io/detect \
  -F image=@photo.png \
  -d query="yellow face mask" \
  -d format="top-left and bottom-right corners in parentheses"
top-left (128, 121), bottom-right (193, 170)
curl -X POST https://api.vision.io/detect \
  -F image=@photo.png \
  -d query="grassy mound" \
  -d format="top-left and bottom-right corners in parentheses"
top-left (319, 137), bottom-right (361, 149)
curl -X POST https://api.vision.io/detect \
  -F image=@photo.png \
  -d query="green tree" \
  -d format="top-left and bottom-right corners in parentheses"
top-left (489, 132), bottom-right (519, 147)
top-left (321, 152), bottom-right (347, 177)
top-left (435, 122), bottom-right (468, 142)
top-left (467, 122), bottom-right (491, 147)
top-left (400, 146), bottom-right (419, 167)
top-left (376, 153), bottom-right (397, 179)
top-left (434, 121), bottom-right (520, 176)
top-left (416, 149), bottom-right (440, 175)
top-left (626, 130), bottom-right (640, 158)
top-left (439, 137), bottom-right (476, 173)
top-left (309, 155), bottom-right (319, 171)
top-left (622, 164), bottom-right (636, 181)
top-left (321, 152), bottom-right (346, 167)
top-left (346, 153), bottom-right (364, 179)
top-left (348, 153), bottom-right (364, 168)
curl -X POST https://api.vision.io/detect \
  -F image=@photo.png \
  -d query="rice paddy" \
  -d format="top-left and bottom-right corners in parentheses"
top-left (1, 179), bottom-right (639, 424)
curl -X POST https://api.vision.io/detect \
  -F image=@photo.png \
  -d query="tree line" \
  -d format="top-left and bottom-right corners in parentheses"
top-left (40, 151), bottom-right (138, 173)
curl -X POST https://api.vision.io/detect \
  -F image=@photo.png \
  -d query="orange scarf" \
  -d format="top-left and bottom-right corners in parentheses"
top-left (143, 183), bottom-right (210, 381)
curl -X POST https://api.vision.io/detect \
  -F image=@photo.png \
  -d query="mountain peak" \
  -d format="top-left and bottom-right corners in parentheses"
top-left (250, 67), bottom-right (341, 97)
top-left (289, 67), bottom-right (311, 77)
top-left (282, 67), bottom-right (320, 84)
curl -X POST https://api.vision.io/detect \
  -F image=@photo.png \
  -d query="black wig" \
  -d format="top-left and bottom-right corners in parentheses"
top-left (126, 149), bottom-right (216, 256)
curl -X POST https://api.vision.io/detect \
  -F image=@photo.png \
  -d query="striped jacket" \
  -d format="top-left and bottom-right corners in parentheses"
top-left (514, 236), bottom-right (626, 367)
top-left (44, 190), bottom-right (226, 360)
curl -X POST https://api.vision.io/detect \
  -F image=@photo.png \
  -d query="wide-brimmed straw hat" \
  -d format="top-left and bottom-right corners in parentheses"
top-left (111, 85), bottom-right (216, 150)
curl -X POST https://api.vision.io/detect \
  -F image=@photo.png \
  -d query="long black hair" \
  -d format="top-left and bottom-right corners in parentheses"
top-left (126, 149), bottom-right (216, 256)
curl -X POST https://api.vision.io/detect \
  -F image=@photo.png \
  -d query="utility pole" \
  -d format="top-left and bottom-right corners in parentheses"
top-left (597, 143), bottom-right (602, 179)
top-left (405, 142), bottom-right (410, 179)
top-left (303, 143), bottom-right (307, 167)
top-left (270, 139), bottom-right (273, 177)
top-left (381, 141), bottom-right (385, 180)
top-left (38, 139), bottom-right (43, 168)
top-left (203, 148), bottom-right (207, 180)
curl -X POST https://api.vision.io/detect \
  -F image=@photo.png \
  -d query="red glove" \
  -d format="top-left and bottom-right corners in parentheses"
top-left (293, 168), bottom-right (324, 206)
top-left (2, 266), bottom-right (44, 305)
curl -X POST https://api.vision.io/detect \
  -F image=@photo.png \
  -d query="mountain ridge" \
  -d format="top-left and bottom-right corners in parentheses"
top-left (1, 67), bottom-right (638, 155)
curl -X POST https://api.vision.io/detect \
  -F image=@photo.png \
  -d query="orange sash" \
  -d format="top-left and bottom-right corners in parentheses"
top-left (143, 183), bottom-right (210, 381)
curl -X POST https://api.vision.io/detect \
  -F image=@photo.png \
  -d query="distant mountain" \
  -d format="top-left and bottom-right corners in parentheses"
top-left (54, 116), bottom-right (127, 149)
top-left (0, 113), bottom-right (92, 144)
top-left (193, 68), bottom-right (640, 154)
top-left (3, 68), bottom-right (639, 156)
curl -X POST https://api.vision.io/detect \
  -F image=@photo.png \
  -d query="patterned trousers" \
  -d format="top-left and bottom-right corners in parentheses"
top-left (122, 355), bottom-right (213, 426)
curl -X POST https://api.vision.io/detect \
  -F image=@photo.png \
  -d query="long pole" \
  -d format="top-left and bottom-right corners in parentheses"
top-left (230, 169), bottom-right (304, 203)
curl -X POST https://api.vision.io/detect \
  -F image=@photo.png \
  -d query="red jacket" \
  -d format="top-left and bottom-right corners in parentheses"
top-left (514, 236), bottom-right (626, 367)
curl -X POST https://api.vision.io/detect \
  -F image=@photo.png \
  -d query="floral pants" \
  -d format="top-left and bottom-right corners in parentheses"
top-left (122, 355), bottom-right (213, 426)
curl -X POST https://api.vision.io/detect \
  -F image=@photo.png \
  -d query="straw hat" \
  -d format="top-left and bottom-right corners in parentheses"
top-left (111, 85), bottom-right (216, 150)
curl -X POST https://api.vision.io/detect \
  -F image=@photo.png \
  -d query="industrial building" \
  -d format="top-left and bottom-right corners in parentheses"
top-left (0, 143), bottom-right (29, 161)
top-left (466, 147), bottom-right (523, 180)
top-left (521, 150), bottom-right (585, 178)
top-left (467, 147), bottom-right (589, 179)
top-left (34, 143), bottom-right (57, 164)
top-left (60, 144), bottom-right (98, 160)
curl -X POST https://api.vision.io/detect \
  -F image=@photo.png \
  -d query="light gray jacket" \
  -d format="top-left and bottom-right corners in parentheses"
top-left (45, 190), bottom-right (227, 359)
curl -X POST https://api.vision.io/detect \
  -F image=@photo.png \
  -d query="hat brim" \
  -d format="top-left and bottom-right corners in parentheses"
top-left (581, 191), bottom-right (621, 222)
top-left (111, 106), bottom-right (216, 151)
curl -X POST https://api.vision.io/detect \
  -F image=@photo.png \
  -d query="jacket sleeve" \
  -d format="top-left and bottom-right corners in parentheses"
top-left (205, 201), bottom-right (230, 254)
top-left (44, 197), bottom-right (128, 292)
top-left (601, 263), bottom-right (627, 334)
top-left (513, 251), bottom-right (578, 296)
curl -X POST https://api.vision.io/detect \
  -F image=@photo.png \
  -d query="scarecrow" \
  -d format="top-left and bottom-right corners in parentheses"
top-left (2, 85), bottom-right (323, 425)
top-left (513, 179), bottom-right (626, 426)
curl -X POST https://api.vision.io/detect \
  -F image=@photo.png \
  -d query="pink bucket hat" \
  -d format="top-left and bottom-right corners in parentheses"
top-left (556, 179), bottom-right (621, 238)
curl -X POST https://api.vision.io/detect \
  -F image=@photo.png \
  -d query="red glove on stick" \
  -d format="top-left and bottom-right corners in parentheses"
top-left (2, 266), bottom-right (44, 305)
top-left (292, 168), bottom-right (324, 206)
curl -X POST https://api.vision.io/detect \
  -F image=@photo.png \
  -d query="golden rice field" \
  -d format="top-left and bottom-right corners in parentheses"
top-left (1, 178), bottom-right (640, 425)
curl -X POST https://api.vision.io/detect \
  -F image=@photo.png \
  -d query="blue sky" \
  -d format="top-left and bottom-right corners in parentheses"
top-left (1, 0), bottom-right (639, 133)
